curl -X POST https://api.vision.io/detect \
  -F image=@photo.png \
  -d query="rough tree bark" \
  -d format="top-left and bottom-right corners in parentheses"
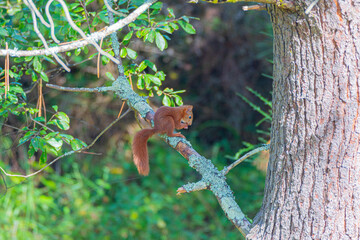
top-left (248, 1), bottom-right (360, 239)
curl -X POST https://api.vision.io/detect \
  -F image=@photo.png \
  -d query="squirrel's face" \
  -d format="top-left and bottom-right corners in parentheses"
top-left (180, 106), bottom-right (193, 128)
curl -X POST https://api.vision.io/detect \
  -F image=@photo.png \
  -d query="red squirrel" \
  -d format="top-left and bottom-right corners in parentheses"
top-left (132, 105), bottom-right (193, 175)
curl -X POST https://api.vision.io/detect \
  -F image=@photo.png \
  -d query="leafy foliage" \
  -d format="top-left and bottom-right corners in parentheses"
top-left (0, 140), bottom-right (263, 239)
top-left (0, 0), bottom-right (196, 166)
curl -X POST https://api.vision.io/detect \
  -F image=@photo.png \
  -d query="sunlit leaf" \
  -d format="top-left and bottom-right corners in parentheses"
top-left (162, 95), bottom-right (171, 106)
top-left (155, 32), bottom-right (167, 51)
top-left (178, 20), bottom-right (196, 34)
top-left (126, 48), bottom-right (138, 59)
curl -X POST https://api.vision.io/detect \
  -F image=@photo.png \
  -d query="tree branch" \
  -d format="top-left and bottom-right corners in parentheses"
top-left (25, 0), bottom-right (70, 71)
top-left (177, 180), bottom-right (208, 195)
top-left (221, 144), bottom-right (270, 175)
top-left (105, 2), bottom-right (251, 236)
top-left (104, 0), bottom-right (126, 17)
top-left (242, 4), bottom-right (266, 11)
top-left (46, 83), bottom-right (113, 92)
top-left (45, 0), bottom-right (60, 44)
top-left (23, 0), bottom-right (50, 28)
top-left (0, 0), bottom-right (157, 57)
top-left (51, 0), bottom-right (120, 64)
top-left (193, 0), bottom-right (296, 11)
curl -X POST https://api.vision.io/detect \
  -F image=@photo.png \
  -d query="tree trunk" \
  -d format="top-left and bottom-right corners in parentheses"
top-left (248, 2), bottom-right (360, 239)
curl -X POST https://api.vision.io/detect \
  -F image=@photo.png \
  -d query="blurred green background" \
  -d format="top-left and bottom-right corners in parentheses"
top-left (0, 1), bottom-right (272, 239)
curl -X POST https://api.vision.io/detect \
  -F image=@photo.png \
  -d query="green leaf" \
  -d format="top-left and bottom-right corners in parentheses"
top-left (123, 31), bottom-right (133, 41)
top-left (182, 16), bottom-right (190, 23)
top-left (159, 26), bottom-right (173, 35)
top-left (19, 131), bottom-right (36, 145)
top-left (46, 132), bottom-right (59, 138)
top-left (14, 57), bottom-right (23, 63)
top-left (174, 95), bottom-right (183, 106)
top-left (126, 48), bottom-right (138, 59)
top-left (75, 48), bottom-right (81, 56)
top-left (101, 55), bottom-right (110, 64)
top-left (39, 150), bottom-right (47, 164)
top-left (156, 71), bottom-right (166, 81)
top-left (144, 74), bottom-right (151, 89)
top-left (31, 71), bottom-right (37, 81)
top-left (0, 28), bottom-right (8, 36)
top-left (150, 2), bottom-right (162, 9)
top-left (85, 0), bottom-right (95, 6)
top-left (52, 105), bottom-right (58, 112)
top-left (120, 48), bottom-right (127, 58)
top-left (106, 72), bottom-right (115, 81)
top-left (162, 95), bottom-right (171, 106)
top-left (137, 61), bottom-right (147, 72)
top-left (59, 133), bottom-right (74, 144)
top-left (69, 3), bottom-right (80, 10)
top-left (145, 74), bottom-right (161, 86)
top-left (144, 60), bottom-right (157, 72)
top-left (47, 138), bottom-right (63, 152)
top-left (155, 32), bottom-right (167, 51)
top-left (25, 56), bottom-right (34, 62)
top-left (54, 112), bottom-right (70, 130)
top-left (34, 116), bottom-right (46, 122)
top-left (145, 30), bottom-right (156, 43)
top-left (40, 72), bottom-right (49, 82)
top-left (169, 22), bottom-right (179, 30)
top-left (137, 75), bottom-right (145, 90)
top-left (178, 20), bottom-right (196, 34)
top-left (33, 57), bottom-right (42, 73)
top-left (28, 145), bottom-right (35, 158)
top-left (70, 138), bottom-right (87, 151)
top-left (31, 137), bottom-right (40, 151)
top-left (167, 8), bottom-right (175, 18)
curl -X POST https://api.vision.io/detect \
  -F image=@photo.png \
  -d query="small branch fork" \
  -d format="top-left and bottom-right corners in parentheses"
top-left (222, 144), bottom-right (270, 175)
top-left (176, 144), bottom-right (270, 194)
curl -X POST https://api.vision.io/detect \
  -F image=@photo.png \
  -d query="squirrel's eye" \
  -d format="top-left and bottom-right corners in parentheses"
top-left (189, 116), bottom-right (191, 119)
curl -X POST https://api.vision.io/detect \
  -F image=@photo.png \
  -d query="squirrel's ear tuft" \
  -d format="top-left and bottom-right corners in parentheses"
top-left (185, 105), bottom-right (193, 111)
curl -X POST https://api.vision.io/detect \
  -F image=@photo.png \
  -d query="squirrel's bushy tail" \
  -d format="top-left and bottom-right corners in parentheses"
top-left (132, 128), bottom-right (157, 175)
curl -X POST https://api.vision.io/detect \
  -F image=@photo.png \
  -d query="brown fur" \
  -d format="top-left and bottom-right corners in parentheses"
top-left (132, 105), bottom-right (193, 175)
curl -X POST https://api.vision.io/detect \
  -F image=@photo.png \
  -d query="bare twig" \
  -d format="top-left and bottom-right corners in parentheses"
top-left (5, 42), bottom-right (9, 98)
top-left (27, 2), bottom-right (70, 72)
top-left (45, 0), bottom-right (60, 44)
top-left (51, 0), bottom-right (120, 65)
top-left (0, 108), bottom-right (131, 178)
top-left (46, 83), bottom-right (113, 92)
top-left (97, 37), bottom-right (104, 78)
top-left (104, 0), bottom-right (126, 17)
top-left (242, 4), bottom-right (266, 11)
top-left (23, 0), bottom-right (50, 28)
top-left (177, 180), bottom-right (208, 195)
top-left (117, 101), bottom-right (126, 118)
top-left (221, 144), bottom-right (270, 175)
